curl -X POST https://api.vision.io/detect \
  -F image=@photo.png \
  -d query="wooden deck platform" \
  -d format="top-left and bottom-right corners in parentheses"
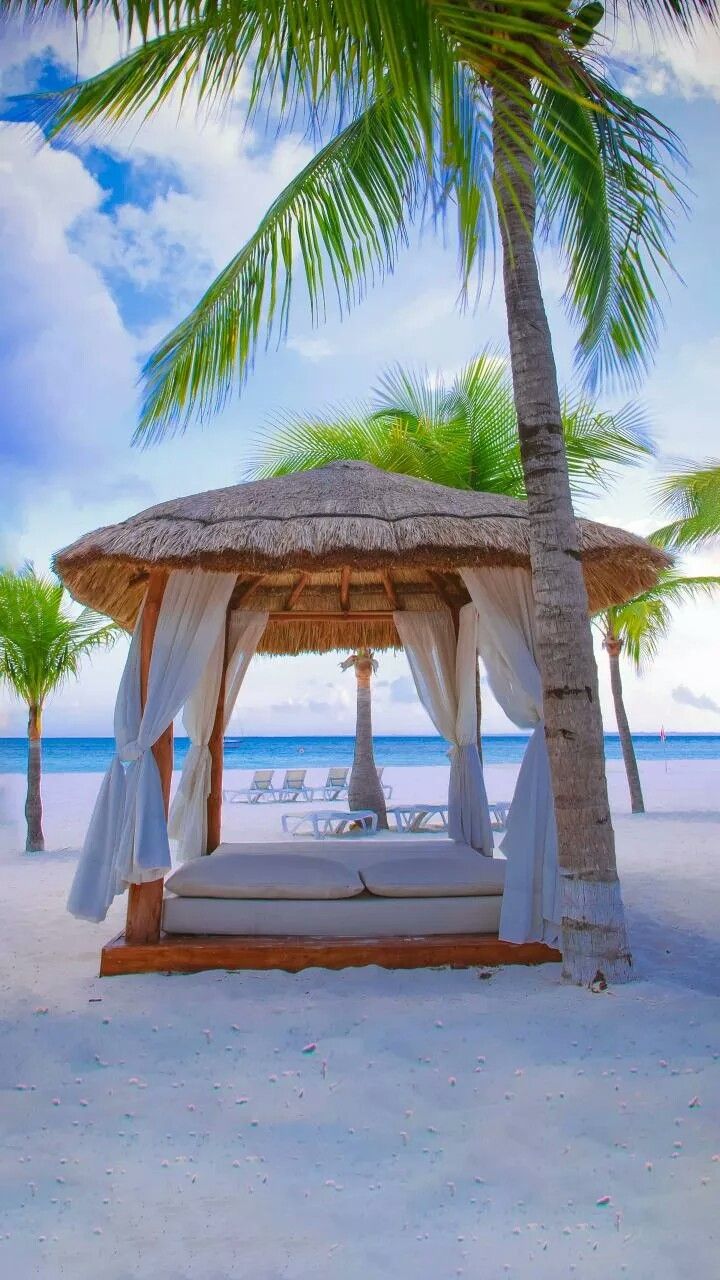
top-left (100, 931), bottom-right (561, 976)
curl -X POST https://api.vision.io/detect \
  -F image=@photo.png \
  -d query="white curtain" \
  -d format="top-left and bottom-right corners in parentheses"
top-left (461, 567), bottom-right (561, 945)
top-left (168, 609), bottom-right (268, 861)
top-left (394, 607), bottom-right (493, 854)
top-left (67, 570), bottom-right (236, 923)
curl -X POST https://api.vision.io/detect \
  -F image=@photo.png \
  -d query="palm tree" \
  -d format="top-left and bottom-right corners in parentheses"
top-left (652, 460), bottom-right (720, 551)
top-left (594, 572), bottom-right (720, 814)
top-left (0, 567), bottom-right (118, 852)
top-left (13, 0), bottom-right (714, 981)
top-left (340, 649), bottom-right (388, 826)
top-left (254, 353), bottom-right (654, 503)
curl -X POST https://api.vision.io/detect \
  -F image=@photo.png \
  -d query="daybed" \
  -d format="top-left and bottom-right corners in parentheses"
top-left (161, 839), bottom-right (506, 938)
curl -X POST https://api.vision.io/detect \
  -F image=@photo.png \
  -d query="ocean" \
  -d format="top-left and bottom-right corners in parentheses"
top-left (1, 733), bottom-right (719, 773)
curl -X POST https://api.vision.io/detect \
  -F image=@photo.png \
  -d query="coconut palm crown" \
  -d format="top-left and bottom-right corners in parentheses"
top-left (253, 352), bottom-right (655, 500)
top-left (0, 567), bottom-right (118, 851)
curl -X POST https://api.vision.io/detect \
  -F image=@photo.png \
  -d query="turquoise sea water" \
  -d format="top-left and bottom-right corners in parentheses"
top-left (1, 734), bottom-right (719, 773)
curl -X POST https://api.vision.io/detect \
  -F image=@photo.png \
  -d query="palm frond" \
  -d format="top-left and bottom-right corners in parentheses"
top-left (137, 93), bottom-right (429, 441)
top-left (251, 350), bottom-right (657, 503)
top-left (600, 570), bottom-right (720, 670)
top-left (535, 61), bottom-right (685, 390)
top-left (0, 568), bottom-right (120, 708)
top-left (651, 458), bottom-right (720, 549)
top-left (559, 397), bottom-right (655, 499)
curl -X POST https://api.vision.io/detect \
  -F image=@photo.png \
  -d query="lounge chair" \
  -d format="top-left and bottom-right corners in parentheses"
top-left (376, 766), bottom-right (393, 800)
top-left (320, 766), bottom-right (350, 801)
top-left (489, 802), bottom-right (511, 831)
top-left (223, 770), bottom-right (277, 804)
top-left (278, 768), bottom-right (312, 801)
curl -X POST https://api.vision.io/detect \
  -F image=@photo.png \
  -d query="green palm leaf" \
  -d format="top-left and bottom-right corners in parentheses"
top-left (0, 567), bottom-right (119, 708)
top-left (651, 459), bottom-right (720, 549)
top-left (600, 570), bottom-right (720, 670)
top-left (251, 350), bottom-right (655, 504)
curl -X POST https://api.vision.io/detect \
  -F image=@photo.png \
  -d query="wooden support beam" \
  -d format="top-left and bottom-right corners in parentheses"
top-left (206, 608), bottom-right (230, 855)
top-left (125, 570), bottom-right (173, 945)
top-left (232, 575), bottom-right (266, 608)
top-left (426, 569), bottom-right (455, 610)
top-left (340, 566), bottom-right (351, 612)
top-left (380, 569), bottom-right (398, 610)
top-left (270, 609), bottom-right (393, 622)
top-left (286, 572), bottom-right (310, 610)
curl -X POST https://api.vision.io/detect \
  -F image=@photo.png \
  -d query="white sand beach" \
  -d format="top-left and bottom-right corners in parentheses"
top-left (1, 759), bottom-right (719, 1279)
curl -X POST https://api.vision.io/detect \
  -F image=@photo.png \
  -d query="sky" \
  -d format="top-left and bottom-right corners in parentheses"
top-left (1, 13), bottom-right (719, 740)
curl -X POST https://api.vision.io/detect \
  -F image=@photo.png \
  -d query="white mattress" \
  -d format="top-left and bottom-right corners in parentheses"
top-left (162, 892), bottom-right (502, 937)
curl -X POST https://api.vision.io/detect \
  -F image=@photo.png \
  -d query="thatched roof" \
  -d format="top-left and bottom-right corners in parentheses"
top-left (54, 460), bottom-right (668, 655)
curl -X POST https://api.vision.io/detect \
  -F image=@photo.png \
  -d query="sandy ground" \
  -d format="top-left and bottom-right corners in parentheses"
top-left (0, 758), bottom-right (718, 1279)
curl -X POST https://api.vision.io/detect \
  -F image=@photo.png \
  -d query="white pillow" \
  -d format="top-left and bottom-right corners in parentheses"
top-left (165, 853), bottom-right (364, 900)
top-left (360, 856), bottom-right (506, 898)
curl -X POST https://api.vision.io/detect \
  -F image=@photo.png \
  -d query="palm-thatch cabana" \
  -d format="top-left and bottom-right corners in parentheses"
top-left (55, 461), bottom-right (667, 976)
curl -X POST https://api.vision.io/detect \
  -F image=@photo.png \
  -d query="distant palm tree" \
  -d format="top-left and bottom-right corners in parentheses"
top-left (652, 460), bottom-right (720, 551)
top-left (254, 353), bottom-right (654, 504)
top-left (340, 649), bottom-right (388, 826)
top-left (0, 568), bottom-right (118, 851)
top-left (595, 571), bottom-right (720, 814)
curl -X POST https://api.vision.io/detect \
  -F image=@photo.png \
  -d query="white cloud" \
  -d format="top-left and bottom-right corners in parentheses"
top-left (613, 18), bottom-right (720, 103)
top-left (673, 684), bottom-right (720, 714)
top-left (287, 336), bottom-right (336, 363)
top-left (0, 123), bottom-right (141, 519)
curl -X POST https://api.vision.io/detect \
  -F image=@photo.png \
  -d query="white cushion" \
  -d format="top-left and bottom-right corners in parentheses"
top-left (360, 855), bottom-right (506, 898)
top-left (165, 853), bottom-right (363, 900)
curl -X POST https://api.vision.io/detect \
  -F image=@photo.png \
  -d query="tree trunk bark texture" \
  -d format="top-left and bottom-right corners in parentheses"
top-left (606, 639), bottom-right (645, 814)
top-left (348, 658), bottom-right (388, 828)
top-left (25, 704), bottom-right (44, 852)
top-left (492, 83), bottom-right (632, 984)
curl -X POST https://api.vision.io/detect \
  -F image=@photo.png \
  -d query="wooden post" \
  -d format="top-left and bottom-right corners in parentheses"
top-left (206, 608), bottom-right (231, 854)
top-left (125, 570), bottom-right (173, 945)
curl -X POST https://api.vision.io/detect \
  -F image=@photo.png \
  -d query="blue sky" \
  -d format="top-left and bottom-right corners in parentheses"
top-left (1, 14), bottom-right (719, 739)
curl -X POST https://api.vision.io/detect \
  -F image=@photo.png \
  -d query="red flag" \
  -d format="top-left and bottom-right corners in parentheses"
top-left (659, 724), bottom-right (666, 742)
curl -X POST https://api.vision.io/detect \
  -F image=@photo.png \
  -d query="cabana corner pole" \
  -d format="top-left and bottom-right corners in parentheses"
top-left (206, 607), bottom-right (231, 854)
top-left (125, 570), bottom-right (173, 945)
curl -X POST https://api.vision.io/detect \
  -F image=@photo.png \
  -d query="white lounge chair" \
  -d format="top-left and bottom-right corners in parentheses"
top-left (376, 766), bottom-right (393, 799)
top-left (278, 768), bottom-right (312, 801)
top-left (386, 803), bottom-right (448, 832)
top-left (223, 770), bottom-right (277, 804)
top-left (320, 766), bottom-right (349, 800)
top-left (281, 808), bottom-right (378, 838)
top-left (489, 802), bottom-right (511, 831)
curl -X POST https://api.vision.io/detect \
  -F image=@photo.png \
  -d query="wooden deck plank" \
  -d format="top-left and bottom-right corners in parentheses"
top-left (99, 931), bottom-right (561, 976)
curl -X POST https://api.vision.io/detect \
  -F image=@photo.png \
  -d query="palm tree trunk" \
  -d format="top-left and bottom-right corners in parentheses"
top-left (25, 703), bottom-right (44, 852)
top-left (605, 637), bottom-right (645, 814)
top-left (492, 82), bottom-right (631, 984)
top-left (348, 656), bottom-right (388, 828)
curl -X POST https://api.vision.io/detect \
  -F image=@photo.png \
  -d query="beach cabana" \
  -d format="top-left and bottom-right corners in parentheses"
top-left (54, 461), bottom-right (666, 976)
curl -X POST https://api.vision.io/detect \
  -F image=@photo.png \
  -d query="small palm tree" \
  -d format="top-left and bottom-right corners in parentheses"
top-left (0, 567), bottom-right (118, 851)
top-left (340, 648), bottom-right (388, 827)
top-left (595, 571), bottom-right (720, 814)
top-left (652, 460), bottom-right (720, 551)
